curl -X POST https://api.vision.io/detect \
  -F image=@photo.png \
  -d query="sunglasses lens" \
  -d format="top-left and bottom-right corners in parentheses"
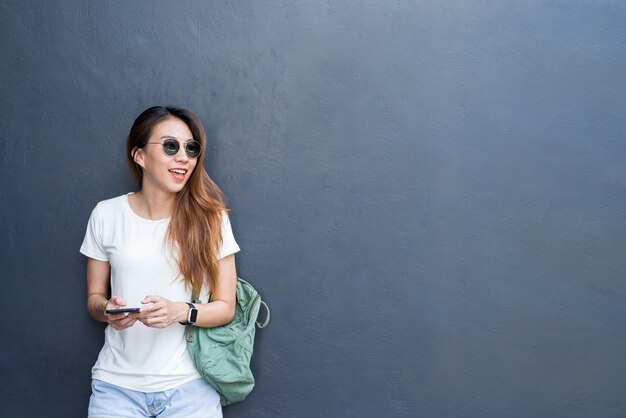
top-left (186, 141), bottom-right (201, 158)
top-left (162, 139), bottom-right (179, 156)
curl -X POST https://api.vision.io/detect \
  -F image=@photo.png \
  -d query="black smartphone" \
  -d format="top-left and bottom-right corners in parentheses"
top-left (105, 307), bottom-right (140, 314)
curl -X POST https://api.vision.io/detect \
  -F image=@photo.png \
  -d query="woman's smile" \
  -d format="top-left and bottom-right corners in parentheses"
top-left (168, 168), bottom-right (188, 181)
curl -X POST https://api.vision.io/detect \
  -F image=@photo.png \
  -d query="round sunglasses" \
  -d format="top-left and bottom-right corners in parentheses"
top-left (147, 138), bottom-right (202, 158)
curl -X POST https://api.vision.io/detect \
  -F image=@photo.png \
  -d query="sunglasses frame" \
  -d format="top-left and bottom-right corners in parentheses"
top-left (146, 138), bottom-right (202, 158)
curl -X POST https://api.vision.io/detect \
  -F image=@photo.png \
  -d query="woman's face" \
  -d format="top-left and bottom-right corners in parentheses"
top-left (134, 117), bottom-right (199, 195)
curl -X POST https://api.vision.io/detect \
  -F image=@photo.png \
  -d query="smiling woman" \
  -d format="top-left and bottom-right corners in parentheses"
top-left (80, 106), bottom-right (239, 418)
top-left (133, 117), bottom-right (199, 196)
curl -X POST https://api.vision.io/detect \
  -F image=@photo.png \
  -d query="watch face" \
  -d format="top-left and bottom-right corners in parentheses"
top-left (189, 308), bottom-right (198, 323)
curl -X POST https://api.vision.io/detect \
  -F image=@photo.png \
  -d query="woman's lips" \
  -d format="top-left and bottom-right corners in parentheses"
top-left (168, 168), bottom-right (187, 181)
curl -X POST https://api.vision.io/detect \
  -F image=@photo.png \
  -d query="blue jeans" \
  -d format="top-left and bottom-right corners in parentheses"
top-left (88, 378), bottom-right (222, 418)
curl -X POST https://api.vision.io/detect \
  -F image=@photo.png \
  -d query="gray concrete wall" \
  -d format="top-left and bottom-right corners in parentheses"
top-left (2, 1), bottom-right (626, 417)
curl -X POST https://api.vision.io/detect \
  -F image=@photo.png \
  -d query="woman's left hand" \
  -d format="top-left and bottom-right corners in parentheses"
top-left (137, 295), bottom-right (187, 328)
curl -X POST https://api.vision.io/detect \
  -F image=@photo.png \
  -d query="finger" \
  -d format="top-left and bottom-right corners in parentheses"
top-left (140, 299), bottom-right (165, 313)
top-left (110, 312), bottom-right (134, 323)
top-left (140, 313), bottom-right (162, 324)
top-left (116, 315), bottom-right (137, 327)
top-left (141, 314), bottom-right (168, 326)
top-left (107, 312), bottom-right (128, 321)
top-left (141, 295), bottom-right (162, 304)
top-left (120, 316), bottom-right (137, 326)
top-left (138, 304), bottom-right (159, 315)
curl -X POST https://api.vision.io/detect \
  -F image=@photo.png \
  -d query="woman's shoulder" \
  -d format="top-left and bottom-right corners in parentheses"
top-left (219, 210), bottom-right (233, 225)
top-left (92, 193), bottom-right (131, 215)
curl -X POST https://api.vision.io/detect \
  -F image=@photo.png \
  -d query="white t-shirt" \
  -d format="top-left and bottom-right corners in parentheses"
top-left (80, 193), bottom-right (240, 392)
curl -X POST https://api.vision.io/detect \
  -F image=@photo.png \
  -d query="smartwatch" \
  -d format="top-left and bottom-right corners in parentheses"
top-left (180, 302), bottom-right (197, 325)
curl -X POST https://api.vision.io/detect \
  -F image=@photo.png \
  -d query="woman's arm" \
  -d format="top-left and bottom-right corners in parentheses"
top-left (86, 257), bottom-right (138, 329)
top-left (195, 253), bottom-right (237, 327)
top-left (138, 254), bottom-right (238, 328)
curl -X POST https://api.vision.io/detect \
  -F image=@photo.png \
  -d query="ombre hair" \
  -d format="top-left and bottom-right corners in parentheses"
top-left (127, 106), bottom-right (227, 295)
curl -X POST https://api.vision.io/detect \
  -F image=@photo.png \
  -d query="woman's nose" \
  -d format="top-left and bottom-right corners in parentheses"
top-left (174, 146), bottom-right (189, 161)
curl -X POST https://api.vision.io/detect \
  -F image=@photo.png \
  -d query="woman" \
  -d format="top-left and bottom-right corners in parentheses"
top-left (80, 106), bottom-right (239, 417)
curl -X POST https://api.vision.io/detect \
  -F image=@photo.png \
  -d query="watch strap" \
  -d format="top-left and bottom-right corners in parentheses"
top-left (179, 302), bottom-right (197, 325)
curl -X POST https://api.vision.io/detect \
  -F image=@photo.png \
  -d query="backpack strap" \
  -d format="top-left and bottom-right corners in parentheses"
top-left (256, 301), bottom-right (270, 329)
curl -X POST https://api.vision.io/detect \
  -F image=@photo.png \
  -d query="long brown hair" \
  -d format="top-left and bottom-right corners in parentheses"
top-left (126, 106), bottom-right (227, 295)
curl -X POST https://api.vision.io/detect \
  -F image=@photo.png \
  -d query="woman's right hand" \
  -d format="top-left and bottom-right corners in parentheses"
top-left (104, 296), bottom-right (138, 330)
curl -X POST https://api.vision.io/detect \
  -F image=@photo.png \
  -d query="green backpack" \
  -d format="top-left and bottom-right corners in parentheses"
top-left (185, 277), bottom-right (270, 406)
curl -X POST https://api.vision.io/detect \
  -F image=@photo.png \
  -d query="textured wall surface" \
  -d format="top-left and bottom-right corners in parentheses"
top-left (2, 1), bottom-right (626, 417)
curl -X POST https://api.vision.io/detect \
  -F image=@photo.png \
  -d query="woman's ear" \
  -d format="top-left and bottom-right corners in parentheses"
top-left (132, 146), bottom-right (145, 168)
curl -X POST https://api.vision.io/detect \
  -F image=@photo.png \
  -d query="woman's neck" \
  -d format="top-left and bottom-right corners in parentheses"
top-left (130, 188), bottom-right (176, 220)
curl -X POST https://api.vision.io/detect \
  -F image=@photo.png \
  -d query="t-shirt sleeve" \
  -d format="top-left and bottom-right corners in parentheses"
top-left (80, 205), bottom-right (109, 261)
top-left (218, 212), bottom-right (240, 260)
